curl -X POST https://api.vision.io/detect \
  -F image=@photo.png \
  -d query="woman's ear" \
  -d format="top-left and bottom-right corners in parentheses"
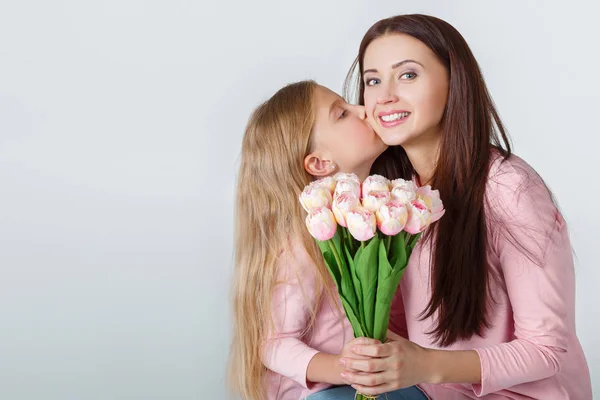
top-left (304, 153), bottom-right (336, 177)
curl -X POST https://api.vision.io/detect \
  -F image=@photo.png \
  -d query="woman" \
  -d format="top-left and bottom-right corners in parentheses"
top-left (324, 14), bottom-right (591, 400)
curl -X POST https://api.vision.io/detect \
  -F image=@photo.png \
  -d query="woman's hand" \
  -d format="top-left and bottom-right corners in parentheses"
top-left (339, 330), bottom-right (434, 395)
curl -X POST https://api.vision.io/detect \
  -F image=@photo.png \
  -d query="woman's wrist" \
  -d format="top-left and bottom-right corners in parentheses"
top-left (423, 348), bottom-right (482, 384)
top-left (421, 347), bottom-right (443, 384)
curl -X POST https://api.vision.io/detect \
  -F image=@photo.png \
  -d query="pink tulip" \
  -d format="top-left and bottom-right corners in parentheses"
top-left (361, 174), bottom-right (391, 198)
top-left (334, 179), bottom-right (361, 199)
top-left (390, 179), bottom-right (417, 205)
top-left (311, 176), bottom-right (337, 195)
top-left (362, 191), bottom-right (391, 212)
top-left (305, 207), bottom-right (337, 241)
top-left (346, 207), bottom-right (377, 241)
top-left (376, 200), bottom-right (408, 236)
top-left (332, 192), bottom-right (360, 227)
top-left (333, 172), bottom-right (361, 185)
top-left (404, 199), bottom-right (433, 234)
top-left (416, 185), bottom-right (445, 223)
top-left (299, 185), bottom-right (332, 212)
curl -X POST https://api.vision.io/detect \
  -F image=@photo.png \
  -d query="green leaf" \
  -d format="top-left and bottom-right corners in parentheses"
top-left (345, 245), bottom-right (364, 325)
top-left (341, 227), bottom-right (358, 258)
top-left (378, 238), bottom-right (393, 281)
top-left (407, 232), bottom-right (422, 252)
top-left (316, 241), bottom-right (341, 285)
top-left (390, 232), bottom-right (407, 270)
top-left (373, 269), bottom-right (407, 342)
top-left (354, 235), bottom-right (380, 337)
top-left (340, 297), bottom-right (365, 338)
top-left (328, 233), bottom-right (360, 322)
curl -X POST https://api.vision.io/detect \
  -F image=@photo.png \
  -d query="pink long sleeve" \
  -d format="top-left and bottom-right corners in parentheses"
top-left (262, 245), bottom-right (321, 388)
top-left (261, 242), bottom-right (353, 399)
top-left (473, 160), bottom-right (575, 395)
top-left (398, 154), bottom-right (591, 399)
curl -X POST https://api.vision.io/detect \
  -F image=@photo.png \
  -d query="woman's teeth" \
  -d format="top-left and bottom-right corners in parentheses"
top-left (381, 112), bottom-right (410, 122)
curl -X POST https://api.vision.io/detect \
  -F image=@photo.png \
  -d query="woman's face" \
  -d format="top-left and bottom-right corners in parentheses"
top-left (306, 85), bottom-right (387, 179)
top-left (362, 33), bottom-right (449, 147)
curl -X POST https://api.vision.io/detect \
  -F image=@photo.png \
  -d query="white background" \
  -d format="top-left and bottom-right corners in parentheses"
top-left (0, 1), bottom-right (598, 398)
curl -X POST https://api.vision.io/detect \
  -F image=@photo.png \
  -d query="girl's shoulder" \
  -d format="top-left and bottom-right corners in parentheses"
top-left (275, 237), bottom-right (319, 285)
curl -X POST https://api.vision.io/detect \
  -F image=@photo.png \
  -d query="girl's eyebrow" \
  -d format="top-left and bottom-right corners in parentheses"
top-left (329, 99), bottom-right (343, 119)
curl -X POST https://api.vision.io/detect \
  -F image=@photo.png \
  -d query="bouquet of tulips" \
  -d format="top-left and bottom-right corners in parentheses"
top-left (300, 172), bottom-right (444, 354)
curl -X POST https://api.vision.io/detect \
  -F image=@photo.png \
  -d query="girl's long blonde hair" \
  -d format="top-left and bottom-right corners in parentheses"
top-left (228, 80), bottom-right (334, 399)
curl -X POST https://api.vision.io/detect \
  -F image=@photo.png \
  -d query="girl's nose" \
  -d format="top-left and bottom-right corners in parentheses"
top-left (348, 104), bottom-right (367, 120)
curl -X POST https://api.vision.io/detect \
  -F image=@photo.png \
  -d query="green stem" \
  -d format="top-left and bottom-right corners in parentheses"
top-left (343, 227), bottom-right (354, 254)
top-left (408, 232), bottom-right (421, 250)
top-left (328, 239), bottom-right (343, 275)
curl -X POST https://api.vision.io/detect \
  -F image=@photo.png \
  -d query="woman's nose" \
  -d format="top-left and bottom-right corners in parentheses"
top-left (377, 92), bottom-right (399, 105)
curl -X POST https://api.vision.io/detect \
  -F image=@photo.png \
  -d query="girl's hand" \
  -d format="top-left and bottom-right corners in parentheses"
top-left (339, 330), bottom-right (434, 395)
top-left (338, 336), bottom-right (381, 371)
top-left (307, 337), bottom-right (382, 385)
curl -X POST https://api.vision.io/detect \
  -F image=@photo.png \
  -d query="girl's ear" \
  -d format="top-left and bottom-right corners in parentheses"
top-left (304, 153), bottom-right (336, 177)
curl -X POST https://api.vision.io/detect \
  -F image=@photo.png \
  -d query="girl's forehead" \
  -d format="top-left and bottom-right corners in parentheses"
top-left (313, 85), bottom-right (343, 107)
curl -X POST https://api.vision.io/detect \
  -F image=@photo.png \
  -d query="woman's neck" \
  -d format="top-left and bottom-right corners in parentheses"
top-left (403, 130), bottom-right (441, 186)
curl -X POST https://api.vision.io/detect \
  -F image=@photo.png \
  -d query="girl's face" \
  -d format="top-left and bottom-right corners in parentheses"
top-left (362, 34), bottom-right (449, 147)
top-left (306, 85), bottom-right (387, 179)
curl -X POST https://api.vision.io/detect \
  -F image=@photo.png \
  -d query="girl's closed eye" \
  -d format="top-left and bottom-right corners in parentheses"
top-left (338, 109), bottom-right (348, 119)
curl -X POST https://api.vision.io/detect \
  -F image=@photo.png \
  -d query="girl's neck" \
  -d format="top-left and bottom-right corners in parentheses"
top-left (334, 164), bottom-right (373, 182)
top-left (355, 165), bottom-right (373, 182)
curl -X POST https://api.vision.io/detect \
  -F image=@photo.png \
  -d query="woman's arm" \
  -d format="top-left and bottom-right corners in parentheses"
top-left (341, 162), bottom-right (575, 395)
top-left (469, 163), bottom-right (571, 395)
top-left (339, 331), bottom-right (481, 394)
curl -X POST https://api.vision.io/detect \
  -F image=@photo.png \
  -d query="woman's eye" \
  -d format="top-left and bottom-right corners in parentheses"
top-left (365, 78), bottom-right (380, 86)
top-left (400, 72), bottom-right (417, 80)
top-left (338, 109), bottom-right (348, 119)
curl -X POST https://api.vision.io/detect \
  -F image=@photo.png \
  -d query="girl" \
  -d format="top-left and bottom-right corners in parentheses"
top-left (334, 14), bottom-right (592, 399)
top-left (228, 81), bottom-right (427, 399)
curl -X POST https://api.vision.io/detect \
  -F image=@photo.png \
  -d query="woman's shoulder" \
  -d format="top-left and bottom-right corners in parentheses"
top-left (486, 151), bottom-right (552, 208)
top-left (486, 151), bottom-right (564, 255)
top-left (488, 151), bottom-right (542, 188)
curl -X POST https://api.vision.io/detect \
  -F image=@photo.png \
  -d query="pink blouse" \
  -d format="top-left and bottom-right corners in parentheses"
top-left (389, 154), bottom-right (592, 399)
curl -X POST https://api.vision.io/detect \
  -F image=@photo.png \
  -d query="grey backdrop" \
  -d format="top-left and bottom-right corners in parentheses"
top-left (0, 0), bottom-right (598, 398)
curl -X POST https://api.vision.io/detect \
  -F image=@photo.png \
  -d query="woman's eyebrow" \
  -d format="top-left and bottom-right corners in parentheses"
top-left (363, 59), bottom-right (423, 76)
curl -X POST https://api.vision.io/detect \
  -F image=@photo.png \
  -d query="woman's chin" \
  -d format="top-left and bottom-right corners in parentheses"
top-left (379, 132), bottom-right (409, 147)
